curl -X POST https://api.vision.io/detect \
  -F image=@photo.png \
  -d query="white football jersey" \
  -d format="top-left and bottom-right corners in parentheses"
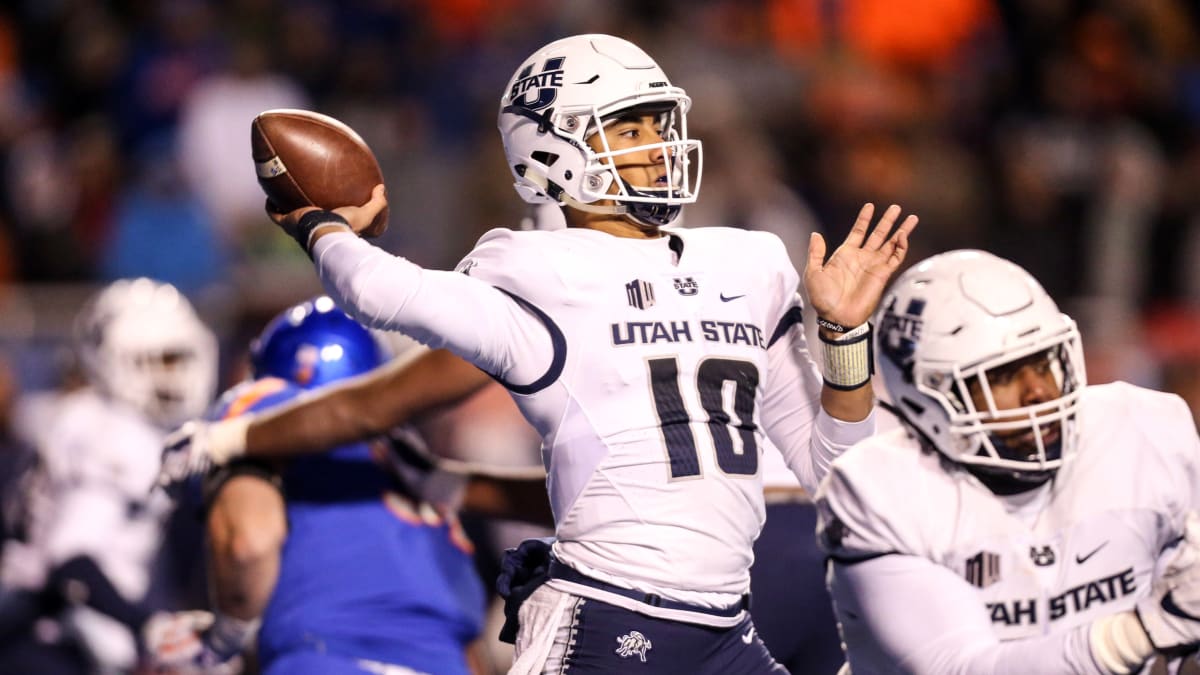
top-left (1, 387), bottom-right (172, 669)
top-left (314, 226), bottom-right (873, 613)
top-left (816, 382), bottom-right (1200, 674)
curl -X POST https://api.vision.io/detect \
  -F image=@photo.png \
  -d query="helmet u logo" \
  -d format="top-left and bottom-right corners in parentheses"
top-left (509, 57), bottom-right (565, 111)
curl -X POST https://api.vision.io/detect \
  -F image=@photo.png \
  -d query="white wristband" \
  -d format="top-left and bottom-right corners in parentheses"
top-left (208, 417), bottom-right (251, 465)
top-left (1089, 611), bottom-right (1154, 674)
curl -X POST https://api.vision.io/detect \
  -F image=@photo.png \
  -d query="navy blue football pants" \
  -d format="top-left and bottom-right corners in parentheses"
top-left (553, 597), bottom-right (786, 674)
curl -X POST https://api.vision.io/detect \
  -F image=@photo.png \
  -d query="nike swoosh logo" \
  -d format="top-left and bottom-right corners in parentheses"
top-left (1075, 541), bottom-right (1108, 565)
top-left (741, 627), bottom-right (755, 644)
top-left (720, 293), bottom-right (746, 302)
top-left (1162, 592), bottom-right (1200, 622)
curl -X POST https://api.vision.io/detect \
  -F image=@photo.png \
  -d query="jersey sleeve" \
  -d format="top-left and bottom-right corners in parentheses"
top-left (208, 377), bottom-right (302, 420)
top-left (755, 232), bottom-right (875, 492)
top-left (814, 433), bottom-right (934, 561)
top-left (1136, 388), bottom-right (1200, 535)
top-left (311, 229), bottom-right (557, 388)
top-left (830, 554), bottom-right (1107, 674)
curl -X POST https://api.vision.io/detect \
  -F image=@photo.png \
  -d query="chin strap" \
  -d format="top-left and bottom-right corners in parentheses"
top-left (559, 192), bottom-right (627, 216)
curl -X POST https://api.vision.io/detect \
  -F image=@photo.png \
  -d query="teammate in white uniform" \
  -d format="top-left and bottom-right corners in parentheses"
top-left (160, 34), bottom-right (916, 673)
top-left (0, 278), bottom-right (217, 673)
top-left (816, 250), bottom-right (1200, 675)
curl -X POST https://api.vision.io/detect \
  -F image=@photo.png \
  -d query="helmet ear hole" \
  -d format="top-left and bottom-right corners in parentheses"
top-left (531, 151), bottom-right (559, 166)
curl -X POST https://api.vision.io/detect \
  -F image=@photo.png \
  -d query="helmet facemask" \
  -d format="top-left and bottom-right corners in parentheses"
top-left (875, 250), bottom-right (1088, 488)
top-left (581, 103), bottom-right (701, 227)
top-left (76, 278), bottom-right (218, 430)
top-left (931, 336), bottom-right (1085, 482)
top-left (109, 345), bottom-right (215, 429)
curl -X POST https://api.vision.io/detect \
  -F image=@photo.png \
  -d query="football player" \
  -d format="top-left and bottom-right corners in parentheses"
top-left (0, 278), bottom-right (217, 673)
top-left (817, 250), bottom-right (1200, 674)
top-left (162, 34), bottom-right (917, 673)
top-left (159, 296), bottom-right (523, 674)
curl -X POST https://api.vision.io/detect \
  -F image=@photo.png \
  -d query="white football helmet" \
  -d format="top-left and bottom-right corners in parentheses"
top-left (75, 278), bottom-right (218, 429)
top-left (875, 250), bottom-right (1086, 481)
top-left (498, 34), bottom-right (702, 227)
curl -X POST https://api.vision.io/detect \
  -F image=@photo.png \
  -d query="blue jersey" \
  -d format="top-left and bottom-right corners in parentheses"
top-left (209, 379), bottom-right (486, 674)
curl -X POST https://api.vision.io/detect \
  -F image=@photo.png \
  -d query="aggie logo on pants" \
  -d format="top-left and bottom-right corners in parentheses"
top-left (615, 630), bottom-right (653, 662)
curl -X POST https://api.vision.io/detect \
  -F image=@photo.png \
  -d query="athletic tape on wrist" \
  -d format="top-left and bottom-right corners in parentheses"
top-left (295, 210), bottom-right (351, 253)
top-left (821, 323), bottom-right (874, 390)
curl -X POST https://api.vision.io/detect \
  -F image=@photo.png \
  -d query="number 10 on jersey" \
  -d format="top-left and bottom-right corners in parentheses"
top-left (648, 356), bottom-right (760, 478)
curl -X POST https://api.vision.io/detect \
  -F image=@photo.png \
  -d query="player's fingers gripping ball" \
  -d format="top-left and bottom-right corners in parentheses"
top-left (252, 109), bottom-right (389, 238)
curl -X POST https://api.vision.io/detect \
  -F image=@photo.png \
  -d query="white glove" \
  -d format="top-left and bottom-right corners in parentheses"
top-left (1137, 512), bottom-right (1200, 650)
top-left (142, 610), bottom-right (244, 674)
top-left (157, 418), bottom-right (251, 493)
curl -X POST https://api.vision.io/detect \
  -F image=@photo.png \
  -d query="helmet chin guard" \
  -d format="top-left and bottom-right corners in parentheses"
top-left (618, 180), bottom-right (682, 227)
top-left (874, 250), bottom-right (1086, 481)
top-left (498, 34), bottom-right (702, 228)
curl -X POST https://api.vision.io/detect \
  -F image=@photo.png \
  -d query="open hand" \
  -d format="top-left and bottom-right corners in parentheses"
top-left (804, 204), bottom-right (918, 331)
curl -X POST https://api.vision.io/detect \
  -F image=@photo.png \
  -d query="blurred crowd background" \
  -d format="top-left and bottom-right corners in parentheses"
top-left (1, 0), bottom-right (1200, 672)
top-left (0, 0), bottom-right (1199, 399)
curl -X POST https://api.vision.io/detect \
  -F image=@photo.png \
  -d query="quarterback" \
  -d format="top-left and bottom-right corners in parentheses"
top-left (163, 34), bottom-right (917, 673)
top-left (817, 250), bottom-right (1200, 674)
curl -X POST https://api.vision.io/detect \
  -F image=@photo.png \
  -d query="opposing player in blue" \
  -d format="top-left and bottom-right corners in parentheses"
top-left (177, 297), bottom-right (490, 674)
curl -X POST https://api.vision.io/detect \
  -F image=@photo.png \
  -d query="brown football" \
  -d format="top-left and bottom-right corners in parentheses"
top-left (251, 109), bottom-right (388, 237)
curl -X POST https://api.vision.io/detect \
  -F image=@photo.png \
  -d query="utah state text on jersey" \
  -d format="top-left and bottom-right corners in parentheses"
top-left (987, 567), bottom-right (1136, 626)
top-left (611, 319), bottom-right (766, 348)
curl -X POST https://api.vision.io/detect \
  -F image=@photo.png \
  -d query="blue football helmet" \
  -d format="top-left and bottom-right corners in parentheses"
top-left (250, 296), bottom-right (385, 389)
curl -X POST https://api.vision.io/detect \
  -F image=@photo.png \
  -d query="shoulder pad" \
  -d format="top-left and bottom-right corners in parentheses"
top-left (207, 377), bottom-right (302, 421)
